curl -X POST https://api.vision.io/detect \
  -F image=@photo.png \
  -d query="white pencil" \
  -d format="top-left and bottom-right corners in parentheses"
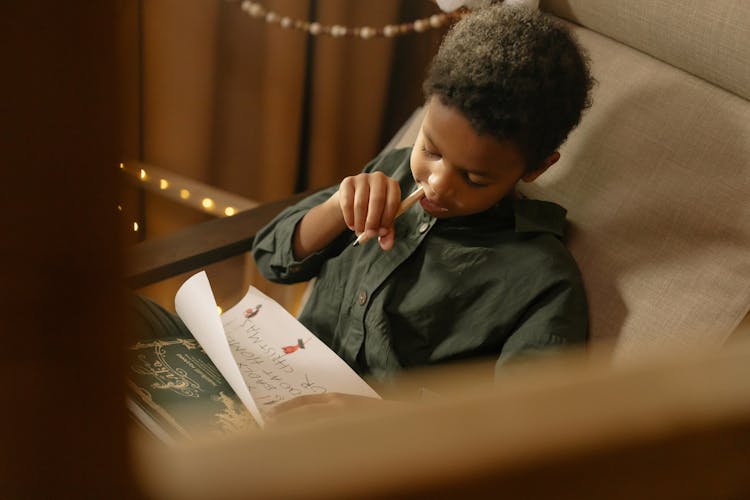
top-left (352, 185), bottom-right (426, 247)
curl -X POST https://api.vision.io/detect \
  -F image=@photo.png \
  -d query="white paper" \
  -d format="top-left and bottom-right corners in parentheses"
top-left (175, 271), bottom-right (379, 426)
top-left (175, 271), bottom-right (265, 426)
top-left (221, 285), bottom-right (380, 420)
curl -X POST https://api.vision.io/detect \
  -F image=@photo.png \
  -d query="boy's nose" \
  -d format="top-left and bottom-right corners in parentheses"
top-left (427, 170), bottom-right (453, 198)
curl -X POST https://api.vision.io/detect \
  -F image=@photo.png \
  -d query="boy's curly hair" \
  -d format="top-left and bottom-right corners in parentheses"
top-left (423, 5), bottom-right (594, 171)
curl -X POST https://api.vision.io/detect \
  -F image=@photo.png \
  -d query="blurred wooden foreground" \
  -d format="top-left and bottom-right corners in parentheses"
top-left (132, 341), bottom-right (750, 499)
top-left (4, 2), bottom-right (750, 498)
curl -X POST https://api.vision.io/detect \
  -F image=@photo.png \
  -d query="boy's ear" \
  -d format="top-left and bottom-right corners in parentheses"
top-left (521, 151), bottom-right (560, 182)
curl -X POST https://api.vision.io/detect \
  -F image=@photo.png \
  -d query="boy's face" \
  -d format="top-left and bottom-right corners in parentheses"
top-left (410, 96), bottom-right (552, 219)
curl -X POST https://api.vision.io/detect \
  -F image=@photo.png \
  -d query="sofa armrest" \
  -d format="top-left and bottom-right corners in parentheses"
top-left (124, 192), bottom-right (309, 288)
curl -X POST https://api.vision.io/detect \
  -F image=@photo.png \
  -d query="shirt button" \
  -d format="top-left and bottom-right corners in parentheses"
top-left (357, 290), bottom-right (367, 305)
top-left (418, 222), bottom-right (429, 234)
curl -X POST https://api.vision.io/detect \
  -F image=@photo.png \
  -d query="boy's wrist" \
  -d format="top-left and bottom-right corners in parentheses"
top-left (323, 191), bottom-right (348, 231)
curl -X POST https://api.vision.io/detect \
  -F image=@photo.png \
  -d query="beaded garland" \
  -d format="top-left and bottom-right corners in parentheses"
top-left (237, 0), bottom-right (464, 39)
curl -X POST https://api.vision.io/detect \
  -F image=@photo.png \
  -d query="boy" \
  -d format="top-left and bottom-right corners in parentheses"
top-left (252, 4), bottom-right (594, 385)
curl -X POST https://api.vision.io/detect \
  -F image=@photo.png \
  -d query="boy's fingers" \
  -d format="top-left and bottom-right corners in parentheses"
top-left (378, 229), bottom-right (395, 251)
top-left (268, 393), bottom-right (335, 416)
top-left (342, 173), bottom-right (400, 240)
top-left (380, 180), bottom-right (401, 228)
top-left (352, 177), bottom-right (370, 234)
top-left (267, 393), bottom-right (384, 425)
top-left (366, 174), bottom-right (388, 231)
top-left (338, 178), bottom-right (355, 230)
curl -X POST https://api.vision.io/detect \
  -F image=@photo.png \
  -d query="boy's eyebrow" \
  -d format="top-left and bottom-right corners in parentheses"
top-left (423, 130), bottom-right (438, 149)
top-left (423, 129), bottom-right (493, 178)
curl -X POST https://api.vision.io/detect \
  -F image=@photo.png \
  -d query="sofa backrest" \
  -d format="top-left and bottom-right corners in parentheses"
top-left (392, 0), bottom-right (750, 363)
top-left (523, 0), bottom-right (750, 362)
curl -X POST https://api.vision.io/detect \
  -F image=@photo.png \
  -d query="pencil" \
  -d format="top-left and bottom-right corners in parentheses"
top-left (352, 185), bottom-right (426, 247)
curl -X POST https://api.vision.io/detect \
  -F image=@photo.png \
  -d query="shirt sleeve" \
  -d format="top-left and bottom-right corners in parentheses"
top-left (251, 185), bottom-right (346, 283)
top-left (251, 149), bottom-right (411, 284)
top-left (494, 276), bottom-right (589, 375)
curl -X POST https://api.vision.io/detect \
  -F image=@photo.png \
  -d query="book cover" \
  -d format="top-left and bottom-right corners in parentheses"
top-left (127, 336), bottom-right (258, 443)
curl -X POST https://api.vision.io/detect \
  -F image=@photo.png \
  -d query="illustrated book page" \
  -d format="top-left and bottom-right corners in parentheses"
top-left (175, 271), bottom-right (380, 427)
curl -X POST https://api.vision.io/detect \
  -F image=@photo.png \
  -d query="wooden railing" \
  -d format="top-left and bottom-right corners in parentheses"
top-left (125, 191), bottom-right (309, 288)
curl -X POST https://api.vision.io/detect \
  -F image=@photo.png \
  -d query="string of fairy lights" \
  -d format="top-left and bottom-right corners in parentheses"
top-left (235, 0), bottom-right (460, 38)
top-left (118, 162), bottom-right (258, 235)
top-left (120, 162), bottom-right (259, 313)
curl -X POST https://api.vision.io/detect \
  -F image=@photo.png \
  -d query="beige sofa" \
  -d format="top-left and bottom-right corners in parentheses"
top-left (536, 0), bottom-right (750, 361)
top-left (383, 0), bottom-right (750, 363)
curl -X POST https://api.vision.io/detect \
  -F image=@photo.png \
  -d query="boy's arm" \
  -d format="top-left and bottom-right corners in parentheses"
top-left (291, 168), bottom-right (403, 257)
top-left (251, 185), bottom-right (349, 284)
top-left (252, 149), bottom-right (413, 283)
top-left (494, 279), bottom-right (589, 375)
top-left (292, 192), bottom-right (348, 260)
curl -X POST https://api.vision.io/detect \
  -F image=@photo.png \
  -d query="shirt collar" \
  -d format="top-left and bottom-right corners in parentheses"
top-left (434, 196), bottom-right (567, 238)
top-left (512, 198), bottom-right (567, 238)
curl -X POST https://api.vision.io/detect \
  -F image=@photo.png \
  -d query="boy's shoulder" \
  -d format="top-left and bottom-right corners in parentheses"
top-left (513, 198), bottom-right (567, 240)
top-left (481, 196), bottom-right (581, 279)
top-left (510, 199), bottom-right (582, 281)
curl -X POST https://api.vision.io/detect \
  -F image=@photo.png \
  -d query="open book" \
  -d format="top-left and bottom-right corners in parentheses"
top-left (127, 271), bottom-right (379, 442)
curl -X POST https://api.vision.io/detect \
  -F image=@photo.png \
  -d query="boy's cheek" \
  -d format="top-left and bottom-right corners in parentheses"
top-left (409, 159), bottom-right (425, 182)
top-left (409, 148), bottom-right (424, 173)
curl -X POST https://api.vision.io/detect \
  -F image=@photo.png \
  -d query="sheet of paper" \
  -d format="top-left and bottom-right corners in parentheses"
top-left (221, 285), bottom-right (380, 420)
top-left (174, 271), bottom-right (266, 427)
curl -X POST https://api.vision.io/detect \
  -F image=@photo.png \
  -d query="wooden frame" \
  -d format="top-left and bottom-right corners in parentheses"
top-left (131, 343), bottom-right (750, 499)
top-left (125, 192), bottom-right (309, 288)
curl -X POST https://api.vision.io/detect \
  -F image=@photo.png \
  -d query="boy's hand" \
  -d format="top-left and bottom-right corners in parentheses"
top-left (292, 172), bottom-right (401, 260)
top-left (337, 172), bottom-right (402, 250)
top-left (266, 393), bottom-right (404, 426)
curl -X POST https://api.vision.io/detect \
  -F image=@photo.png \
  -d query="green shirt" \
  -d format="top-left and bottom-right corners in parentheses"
top-left (252, 148), bottom-right (588, 382)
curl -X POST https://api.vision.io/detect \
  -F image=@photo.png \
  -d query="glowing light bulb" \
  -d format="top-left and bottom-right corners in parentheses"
top-left (117, 205), bottom-right (122, 211)
top-left (133, 222), bottom-right (139, 232)
top-left (217, 306), bottom-right (223, 315)
top-left (119, 162), bottom-right (125, 170)
top-left (139, 169), bottom-right (147, 180)
top-left (180, 189), bottom-right (190, 199)
top-left (159, 179), bottom-right (169, 190)
top-left (224, 206), bottom-right (236, 216)
top-left (201, 198), bottom-right (215, 210)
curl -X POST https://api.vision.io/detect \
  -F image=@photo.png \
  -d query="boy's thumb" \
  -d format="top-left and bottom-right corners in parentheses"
top-left (378, 228), bottom-right (395, 251)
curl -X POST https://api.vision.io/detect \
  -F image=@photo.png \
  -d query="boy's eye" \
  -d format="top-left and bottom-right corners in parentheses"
top-left (462, 172), bottom-right (489, 188)
top-left (421, 145), bottom-right (441, 159)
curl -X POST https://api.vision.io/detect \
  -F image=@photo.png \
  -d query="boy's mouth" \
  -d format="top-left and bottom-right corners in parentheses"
top-left (420, 196), bottom-right (449, 214)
